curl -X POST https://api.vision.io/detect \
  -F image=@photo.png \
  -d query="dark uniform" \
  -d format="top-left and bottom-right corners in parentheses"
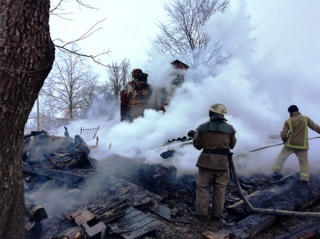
top-left (193, 118), bottom-right (236, 218)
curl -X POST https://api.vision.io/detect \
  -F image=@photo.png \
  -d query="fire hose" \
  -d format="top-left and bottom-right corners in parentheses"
top-left (157, 133), bottom-right (320, 215)
top-left (249, 136), bottom-right (320, 152)
top-left (228, 153), bottom-right (320, 217)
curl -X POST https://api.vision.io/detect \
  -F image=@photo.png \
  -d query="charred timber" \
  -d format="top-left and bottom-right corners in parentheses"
top-left (227, 173), bottom-right (320, 216)
top-left (23, 163), bottom-right (85, 187)
top-left (218, 173), bottom-right (320, 239)
top-left (23, 130), bottom-right (49, 139)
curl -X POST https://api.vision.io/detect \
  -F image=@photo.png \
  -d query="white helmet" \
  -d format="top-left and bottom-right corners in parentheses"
top-left (209, 103), bottom-right (227, 115)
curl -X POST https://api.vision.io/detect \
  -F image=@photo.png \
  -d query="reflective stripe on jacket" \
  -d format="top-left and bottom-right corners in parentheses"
top-left (280, 112), bottom-right (320, 150)
top-left (285, 117), bottom-right (308, 150)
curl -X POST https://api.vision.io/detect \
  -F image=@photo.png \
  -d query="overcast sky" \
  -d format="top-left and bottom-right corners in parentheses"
top-left (50, 0), bottom-right (170, 79)
top-left (49, 0), bottom-right (263, 78)
top-left (50, 0), bottom-right (320, 78)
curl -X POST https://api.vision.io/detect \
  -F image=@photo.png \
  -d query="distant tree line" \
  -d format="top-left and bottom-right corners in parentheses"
top-left (27, 46), bottom-right (132, 132)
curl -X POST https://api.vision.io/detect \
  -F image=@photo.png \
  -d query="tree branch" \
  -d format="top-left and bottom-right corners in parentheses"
top-left (54, 45), bottom-right (110, 66)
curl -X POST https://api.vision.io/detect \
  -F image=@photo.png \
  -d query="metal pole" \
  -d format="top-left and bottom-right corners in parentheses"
top-left (249, 136), bottom-right (320, 152)
top-left (37, 97), bottom-right (40, 131)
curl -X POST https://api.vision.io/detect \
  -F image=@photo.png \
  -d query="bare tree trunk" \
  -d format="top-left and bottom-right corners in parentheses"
top-left (0, 0), bottom-right (55, 238)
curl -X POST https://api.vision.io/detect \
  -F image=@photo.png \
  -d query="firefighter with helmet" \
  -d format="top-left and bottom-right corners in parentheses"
top-left (188, 103), bottom-right (236, 222)
top-left (273, 105), bottom-right (320, 183)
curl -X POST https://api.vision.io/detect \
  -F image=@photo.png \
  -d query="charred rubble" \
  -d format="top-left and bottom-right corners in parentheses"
top-left (23, 130), bottom-right (177, 239)
top-left (21, 129), bottom-right (320, 239)
top-left (21, 60), bottom-right (320, 239)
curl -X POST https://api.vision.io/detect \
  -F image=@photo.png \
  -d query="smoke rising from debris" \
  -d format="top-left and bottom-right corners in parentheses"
top-left (53, 0), bottom-right (320, 176)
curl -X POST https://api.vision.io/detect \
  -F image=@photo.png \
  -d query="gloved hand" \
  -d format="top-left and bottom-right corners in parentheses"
top-left (187, 130), bottom-right (197, 138)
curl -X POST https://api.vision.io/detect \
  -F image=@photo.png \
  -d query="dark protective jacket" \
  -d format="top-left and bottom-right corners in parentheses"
top-left (193, 119), bottom-right (236, 170)
top-left (280, 112), bottom-right (320, 150)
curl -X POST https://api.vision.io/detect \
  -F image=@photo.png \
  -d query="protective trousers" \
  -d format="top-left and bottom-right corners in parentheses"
top-left (273, 146), bottom-right (309, 181)
top-left (196, 168), bottom-right (228, 217)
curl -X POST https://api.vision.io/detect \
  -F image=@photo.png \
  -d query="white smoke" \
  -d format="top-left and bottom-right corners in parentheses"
top-left (53, 0), bottom-right (320, 176)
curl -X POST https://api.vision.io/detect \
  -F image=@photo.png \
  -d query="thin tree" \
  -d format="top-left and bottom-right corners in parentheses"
top-left (41, 50), bottom-right (100, 119)
top-left (81, 76), bottom-right (101, 112)
top-left (152, 0), bottom-right (230, 67)
top-left (106, 58), bottom-right (131, 97)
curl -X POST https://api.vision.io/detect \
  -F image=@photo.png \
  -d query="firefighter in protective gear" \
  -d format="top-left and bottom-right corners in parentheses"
top-left (273, 105), bottom-right (320, 182)
top-left (191, 104), bottom-right (236, 221)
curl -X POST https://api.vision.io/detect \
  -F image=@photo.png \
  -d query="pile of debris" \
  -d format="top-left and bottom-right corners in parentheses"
top-left (22, 130), bottom-right (320, 239)
top-left (23, 130), bottom-right (177, 239)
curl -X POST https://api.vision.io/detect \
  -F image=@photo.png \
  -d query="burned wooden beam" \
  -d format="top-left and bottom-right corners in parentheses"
top-left (220, 214), bottom-right (277, 239)
top-left (237, 173), bottom-right (276, 193)
top-left (213, 173), bottom-right (320, 238)
top-left (90, 198), bottom-right (131, 218)
top-left (227, 173), bottom-right (320, 216)
top-left (275, 220), bottom-right (320, 239)
top-left (23, 162), bottom-right (85, 187)
top-left (23, 130), bottom-right (49, 139)
top-left (101, 202), bottom-right (131, 223)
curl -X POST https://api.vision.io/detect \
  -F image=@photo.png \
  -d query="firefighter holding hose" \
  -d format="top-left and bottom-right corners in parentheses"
top-left (273, 105), bottom-right (320, 183)
top-left (189, 103), bottom-right (236, 222)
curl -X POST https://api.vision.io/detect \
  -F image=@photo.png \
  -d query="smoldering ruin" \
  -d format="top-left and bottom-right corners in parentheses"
top-left (23, 61), bottom-right (320, 239)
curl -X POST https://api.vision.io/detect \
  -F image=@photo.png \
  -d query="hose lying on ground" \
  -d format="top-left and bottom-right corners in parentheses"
top-left (228, 153), bottom-right (320, 217)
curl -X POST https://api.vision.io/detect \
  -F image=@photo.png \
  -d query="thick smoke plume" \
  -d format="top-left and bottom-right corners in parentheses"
top-left (53, 0), bottom-right (320, 176)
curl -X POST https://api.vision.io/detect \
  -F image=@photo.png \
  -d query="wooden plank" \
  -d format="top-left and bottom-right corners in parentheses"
top-left (71, 209), bottom-right (95, 229)
top-left (107, 210), bottom-right (147, 232)
top-left (107, 207), bottom-right (162, 239)
top-left (121, 214), bottom-right (153, 231)
top-left (122, 219), bottom-right (162, 239)
top-left (103, 206), bottom-right (139, 224)
top-left (147, 204), bottom-right (171, 221)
